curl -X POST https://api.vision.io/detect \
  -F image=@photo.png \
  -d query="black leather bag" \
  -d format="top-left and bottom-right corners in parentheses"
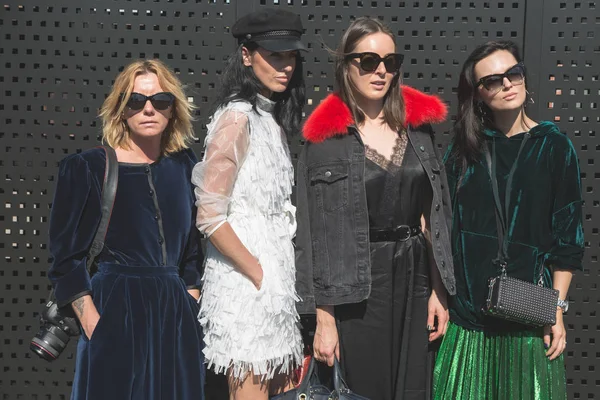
top-left (482, 138), bottom-right (559, 327)
top-left (270, 357), bottom-right (370, 400)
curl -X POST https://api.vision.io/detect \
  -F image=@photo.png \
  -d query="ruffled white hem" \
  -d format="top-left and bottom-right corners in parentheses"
top-left (204, 346), bottom-right (302, 381)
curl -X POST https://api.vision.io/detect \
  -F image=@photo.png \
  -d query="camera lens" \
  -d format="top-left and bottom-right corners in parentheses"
top-left (30, 325), bottom-right (71, 361)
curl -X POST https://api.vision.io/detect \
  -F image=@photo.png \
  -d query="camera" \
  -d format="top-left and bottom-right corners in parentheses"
top-left (30, 299), bottom-right (80, 361)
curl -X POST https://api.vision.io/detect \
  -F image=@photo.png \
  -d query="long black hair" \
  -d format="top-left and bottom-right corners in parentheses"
top-left (451, 40), bottom-right (528, 171)
top-left (211, 42), bottom-right (305, 136)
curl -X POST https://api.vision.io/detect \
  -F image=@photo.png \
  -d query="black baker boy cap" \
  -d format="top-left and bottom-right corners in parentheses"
top-left (232, 8), bottom-right (307, 52)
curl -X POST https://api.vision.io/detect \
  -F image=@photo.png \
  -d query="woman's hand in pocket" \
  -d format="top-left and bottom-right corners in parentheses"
top-left (249, 261), bottom-right (264, 290)
top-left (187, 288), bottom-right (200, 301)
top-left (71, 295), bottom-right (101, 340)
top-left (82, 311), bottom-right (101, 340)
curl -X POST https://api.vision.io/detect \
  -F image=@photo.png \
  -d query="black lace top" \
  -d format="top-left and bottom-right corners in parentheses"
top-left (364, 133), bottom-right (433, 229)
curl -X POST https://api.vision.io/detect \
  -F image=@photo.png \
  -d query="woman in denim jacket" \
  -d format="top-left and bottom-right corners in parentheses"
top-left (295, 17), bottom-right (455, 400)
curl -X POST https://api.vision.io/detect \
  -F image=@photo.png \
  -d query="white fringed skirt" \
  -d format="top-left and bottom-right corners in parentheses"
top-left (198, 211), bottom-right (302, 381)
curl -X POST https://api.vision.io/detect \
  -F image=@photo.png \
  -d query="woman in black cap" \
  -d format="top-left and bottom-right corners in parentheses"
top-left (192, 8), bottom-right (306, 400)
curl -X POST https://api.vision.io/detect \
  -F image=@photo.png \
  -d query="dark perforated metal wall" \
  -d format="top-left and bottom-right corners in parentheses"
top-left (0, 1), bottom-right (597, 398)
top-left (524, 2), bottom-right (599, 398)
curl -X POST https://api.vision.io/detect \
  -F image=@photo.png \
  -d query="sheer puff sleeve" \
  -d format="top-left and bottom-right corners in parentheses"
top-left (48, 154), bottom-right (102, 307)
top-left (192, 110), bottom-right (250, 237)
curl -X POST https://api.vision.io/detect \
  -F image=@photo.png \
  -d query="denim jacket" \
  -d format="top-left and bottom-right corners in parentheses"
top-left (295, 86), bottom-right (456, 314)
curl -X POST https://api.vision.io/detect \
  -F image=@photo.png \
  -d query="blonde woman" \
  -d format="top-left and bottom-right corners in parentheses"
top-left (47, 59), bottom-right (205, 399)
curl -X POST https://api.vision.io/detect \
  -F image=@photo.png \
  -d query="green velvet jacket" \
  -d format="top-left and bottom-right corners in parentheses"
top-left (444, 121), bottom-right (584, 331)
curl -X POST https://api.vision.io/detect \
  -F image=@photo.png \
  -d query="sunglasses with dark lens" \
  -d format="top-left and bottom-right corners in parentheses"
top-left (346, 52), bottom-right (404, 73)
top-left (124, 92), bottom-right (175, 111)
top-left (477, 63), bottom-right (525, 94)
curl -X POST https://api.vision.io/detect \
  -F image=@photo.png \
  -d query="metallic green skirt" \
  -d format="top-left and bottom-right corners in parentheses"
top-left (433, 322), bottom-right (566, 400)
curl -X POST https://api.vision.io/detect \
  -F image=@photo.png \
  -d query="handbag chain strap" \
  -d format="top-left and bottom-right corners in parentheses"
top-left (482, 133), bottom-right (543, 285)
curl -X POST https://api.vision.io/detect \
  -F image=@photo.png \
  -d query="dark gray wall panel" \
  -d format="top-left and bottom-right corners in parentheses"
top-left (524, 2), bottom-right (600, 399)
top-left (0, 0), bottom-right (597, 398)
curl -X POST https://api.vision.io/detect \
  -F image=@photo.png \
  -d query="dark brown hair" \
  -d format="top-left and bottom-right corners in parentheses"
top-left (334, 17), bottom-right (405, 132)
top-left (451, 40), bottom-right (529, 171)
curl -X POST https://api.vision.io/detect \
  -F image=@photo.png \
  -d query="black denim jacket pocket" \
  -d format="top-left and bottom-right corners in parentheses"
top-left (309, 162), bottom-right (350, 213)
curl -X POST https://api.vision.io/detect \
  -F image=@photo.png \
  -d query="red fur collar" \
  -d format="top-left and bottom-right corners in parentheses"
top-left (303, 85), bottom-right (448, 143)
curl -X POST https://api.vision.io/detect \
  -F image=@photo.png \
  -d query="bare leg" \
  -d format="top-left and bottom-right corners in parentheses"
top-left (228, 370), bottom-right (269, 400)
top-left (269, 372), bottom-right (295, 396)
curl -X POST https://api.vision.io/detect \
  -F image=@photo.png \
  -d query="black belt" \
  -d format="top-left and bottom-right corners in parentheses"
top-left (369, 224), bottom-right (422, 242)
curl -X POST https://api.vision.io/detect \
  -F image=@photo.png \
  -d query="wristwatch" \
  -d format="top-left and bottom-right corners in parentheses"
top-left (557, 298), bottom-right (569, 314)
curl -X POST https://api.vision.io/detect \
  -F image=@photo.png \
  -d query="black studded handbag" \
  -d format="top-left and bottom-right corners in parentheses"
top-left (481, 138), bottom-right (559, 327)
top-left (484, 267), bottom-right (559, 327)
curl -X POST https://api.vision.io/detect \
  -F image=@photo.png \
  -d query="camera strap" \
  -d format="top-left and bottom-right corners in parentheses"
top-left (85, 146), bottom-right (119, 272)
top-left (45, 146), bottom-right (118, 305)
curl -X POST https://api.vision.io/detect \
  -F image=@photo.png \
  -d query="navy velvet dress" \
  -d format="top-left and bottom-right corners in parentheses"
top-left (48, 147), bottom-right (205, 400)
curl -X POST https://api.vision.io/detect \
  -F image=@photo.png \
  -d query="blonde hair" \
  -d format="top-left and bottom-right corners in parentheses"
top-left (100, 59), bottom-right (195, 155)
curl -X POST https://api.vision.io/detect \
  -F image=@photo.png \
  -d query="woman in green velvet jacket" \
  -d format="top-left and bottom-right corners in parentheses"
top-left (434, 40), bottom-right (584, 400)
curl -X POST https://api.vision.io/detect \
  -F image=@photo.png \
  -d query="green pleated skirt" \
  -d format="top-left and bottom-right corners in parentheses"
top-left (433, 322), bottom-right (566, 400)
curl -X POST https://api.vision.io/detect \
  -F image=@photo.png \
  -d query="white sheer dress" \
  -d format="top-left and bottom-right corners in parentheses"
top-left (192, 95), bottom-right (302, 380)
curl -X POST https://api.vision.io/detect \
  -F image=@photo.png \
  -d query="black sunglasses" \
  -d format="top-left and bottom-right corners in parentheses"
top-left (346, 52), bottom-right (404, 73)
top-left (123, 92), bottom-right (175, 111)
top-left (476, 63), bottom-right (525, 94)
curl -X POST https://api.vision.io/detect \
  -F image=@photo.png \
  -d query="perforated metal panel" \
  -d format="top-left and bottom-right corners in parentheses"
top-left (0, 2), bottom-right (237, 398)
top-left (524, 2), bottom-right (600, 399)
top-left (270, 0), bottom-right (527, 157)
top-left (0, 1), bottom-right (597, 399)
